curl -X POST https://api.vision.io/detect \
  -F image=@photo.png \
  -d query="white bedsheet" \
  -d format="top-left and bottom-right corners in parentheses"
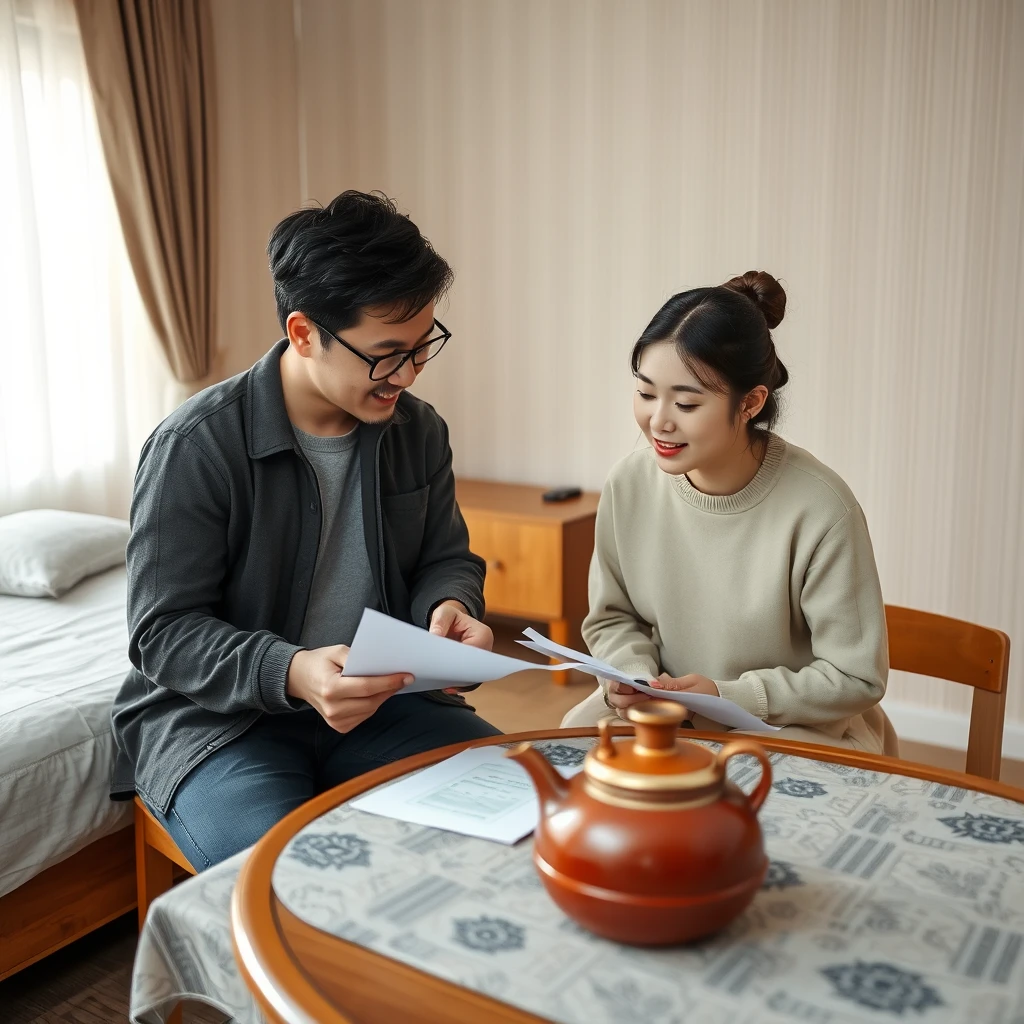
top-left (0, 566), bottom-right (133, 897)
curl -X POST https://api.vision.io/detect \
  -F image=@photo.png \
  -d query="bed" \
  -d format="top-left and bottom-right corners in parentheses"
top-left (0, 564), bottom-right (135, 979)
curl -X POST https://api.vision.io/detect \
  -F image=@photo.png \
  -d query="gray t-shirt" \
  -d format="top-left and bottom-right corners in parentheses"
top-left (294, 425), bottom-right (378, 649)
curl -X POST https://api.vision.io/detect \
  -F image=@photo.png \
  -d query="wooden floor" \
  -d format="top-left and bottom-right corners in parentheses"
top-left (0, 912), bottom-right (226, 1024)
top-left (0, 618), bottom-right (1018, 1021)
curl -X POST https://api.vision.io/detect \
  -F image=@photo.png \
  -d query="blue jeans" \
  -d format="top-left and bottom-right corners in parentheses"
top-left (143, 695), bottom-right (501, 870)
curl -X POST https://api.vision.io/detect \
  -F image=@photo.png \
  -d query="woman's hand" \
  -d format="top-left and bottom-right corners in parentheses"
top-left (604, 679), bottom-right (653, 712)
top-left (650, 672), bottom-right (720, 697)
top-left (648, 672), bottom-right (719, 719)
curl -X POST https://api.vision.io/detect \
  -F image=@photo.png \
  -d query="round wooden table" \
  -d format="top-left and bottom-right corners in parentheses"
top-left (230, 728), bottom-right (1024, 1024)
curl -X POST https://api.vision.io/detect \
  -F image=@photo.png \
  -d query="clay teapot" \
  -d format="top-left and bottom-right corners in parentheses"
top-left (506, 701), bottom-right (772, 945)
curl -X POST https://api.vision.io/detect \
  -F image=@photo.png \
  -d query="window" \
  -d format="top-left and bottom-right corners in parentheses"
top-left (0, 0), bottom-right (171, 517)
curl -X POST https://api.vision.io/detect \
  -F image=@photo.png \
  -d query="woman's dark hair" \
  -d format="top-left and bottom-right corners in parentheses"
top-left (630, 271), bottom-right (789, 434)
top-left (267, 190), bottom-right (454, 347)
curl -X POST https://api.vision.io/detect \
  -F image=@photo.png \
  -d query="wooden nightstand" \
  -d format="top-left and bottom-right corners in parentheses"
top-left (455, 479), bottom-right (600, 684)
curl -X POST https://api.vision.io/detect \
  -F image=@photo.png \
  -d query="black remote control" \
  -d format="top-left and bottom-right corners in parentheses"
top-left (542, 486), bottom-right (583, 503)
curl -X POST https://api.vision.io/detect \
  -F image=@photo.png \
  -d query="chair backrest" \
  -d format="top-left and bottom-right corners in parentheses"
top-left (885, 605), bottom-right (1011, 780)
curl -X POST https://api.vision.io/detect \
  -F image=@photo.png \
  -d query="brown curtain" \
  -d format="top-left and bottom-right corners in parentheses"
top-left (73, 0), bottom-right (216, 384)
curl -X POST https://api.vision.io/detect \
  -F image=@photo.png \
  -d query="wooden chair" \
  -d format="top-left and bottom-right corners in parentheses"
top-left (134, 797), bottom-right (197, 1024)
top-left (134, 797), bottom-right (196, 925)
top-left (885, 605), bottom-right (1011, 780)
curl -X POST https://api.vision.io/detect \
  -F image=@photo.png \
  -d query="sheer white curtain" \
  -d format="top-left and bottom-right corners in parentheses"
top-left (0, 0), bottom-right (178, 519)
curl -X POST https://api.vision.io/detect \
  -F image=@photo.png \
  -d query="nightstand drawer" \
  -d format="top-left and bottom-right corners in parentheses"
top-left (462, 513), bottom-right (563, 619)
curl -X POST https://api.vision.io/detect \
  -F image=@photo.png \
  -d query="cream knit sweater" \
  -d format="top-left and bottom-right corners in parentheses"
top-left (561, 434), bottom-right (897, 755)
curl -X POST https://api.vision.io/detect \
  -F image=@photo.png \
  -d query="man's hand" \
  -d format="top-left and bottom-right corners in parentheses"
top-left (429, 600), bottom-right (493, 694)
top-left (286, 645), bottom-right (410, 734)
top-left (429, 600), bottom-right (493, 650)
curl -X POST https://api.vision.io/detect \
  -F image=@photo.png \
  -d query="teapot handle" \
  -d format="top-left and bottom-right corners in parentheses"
top-left (714, 740), bottom-right (773, 814)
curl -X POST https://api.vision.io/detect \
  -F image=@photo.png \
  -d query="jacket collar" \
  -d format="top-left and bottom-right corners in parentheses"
top-left (245, 338), bottom-right (408, 459)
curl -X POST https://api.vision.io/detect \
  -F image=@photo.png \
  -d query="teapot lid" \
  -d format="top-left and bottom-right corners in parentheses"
top-left (585, 701), bottom-right (719, 794)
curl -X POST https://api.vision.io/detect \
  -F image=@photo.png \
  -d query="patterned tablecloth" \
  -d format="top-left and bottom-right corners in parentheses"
top-left (131, 739), bottom-right (1024, 1024)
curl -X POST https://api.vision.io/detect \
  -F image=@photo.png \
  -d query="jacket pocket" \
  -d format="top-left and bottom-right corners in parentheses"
top-left (382, 485), bottom-right (429, 576)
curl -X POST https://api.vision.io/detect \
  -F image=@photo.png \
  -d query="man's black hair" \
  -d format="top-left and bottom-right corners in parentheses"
top-left (268, 190), bottom-right (454, 345)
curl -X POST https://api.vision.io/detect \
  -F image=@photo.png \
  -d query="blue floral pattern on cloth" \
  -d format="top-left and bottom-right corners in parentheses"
top-left (937, 813), bottom-right (1024, 844)
top-left (287, 832), bottom-right (371, 870)
top-left (536, 743), bottom-right (588, 768)
top-left (761, 860), bottom-right (803, 890)
top-left (589, 977), bottom-right (673, 1017)
top-left (773, 776), bottom-right (828, 798)
top-left (821, 961), bottom-right (945, 1016)
top-left (453, 916), bottom-right (526, 954)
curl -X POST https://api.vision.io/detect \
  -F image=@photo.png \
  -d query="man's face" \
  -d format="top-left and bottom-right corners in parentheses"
top-left (292, 302), bottom-right (437, 426)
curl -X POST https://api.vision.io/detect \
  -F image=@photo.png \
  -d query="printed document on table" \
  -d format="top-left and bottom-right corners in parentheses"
top-left (518, 629), bottom-right (780, 733)
top-left (349, 746), bottom-right (583, 844)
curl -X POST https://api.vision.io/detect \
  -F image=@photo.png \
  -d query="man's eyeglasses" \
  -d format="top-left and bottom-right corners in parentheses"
top-left (308, 317), bottom-right (452, 382)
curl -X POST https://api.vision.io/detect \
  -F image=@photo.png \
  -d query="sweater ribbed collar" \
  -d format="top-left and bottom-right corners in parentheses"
top-left (672, 432), bottom-right (787, 514)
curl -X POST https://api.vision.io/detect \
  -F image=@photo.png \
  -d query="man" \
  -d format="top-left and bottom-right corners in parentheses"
top-left (111, 191), bottom-right (501, 869)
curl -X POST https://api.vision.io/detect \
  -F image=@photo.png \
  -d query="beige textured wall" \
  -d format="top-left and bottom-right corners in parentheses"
top-left (211, 1), bottom-right (1024, 731)
top-left (207, 0), bottom-right (302, 382)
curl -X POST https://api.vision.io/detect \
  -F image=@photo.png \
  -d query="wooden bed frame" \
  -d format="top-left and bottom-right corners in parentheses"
top-left (0, 825), bottom-right (136, 982)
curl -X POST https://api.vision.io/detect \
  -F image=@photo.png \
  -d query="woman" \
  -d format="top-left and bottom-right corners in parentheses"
top-left (562, 272), bottom-right (897, 754)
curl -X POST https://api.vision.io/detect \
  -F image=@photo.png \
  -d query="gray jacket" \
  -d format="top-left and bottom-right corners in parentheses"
top-left (111, 340), bottom-right (485, 813)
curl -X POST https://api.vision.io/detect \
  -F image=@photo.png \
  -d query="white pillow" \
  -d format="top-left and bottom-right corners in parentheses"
top-left (0, 509), bottom-right (130, 598)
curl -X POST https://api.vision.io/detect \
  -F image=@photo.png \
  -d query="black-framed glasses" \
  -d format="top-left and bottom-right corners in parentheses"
top-left (309, 317), bottom-right (452, 381)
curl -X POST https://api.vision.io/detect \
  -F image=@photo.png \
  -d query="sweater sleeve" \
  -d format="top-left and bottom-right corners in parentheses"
top-left (581, 480), bottom-right (661, 682)
top-left (715, 505), bottom-right (889, 725)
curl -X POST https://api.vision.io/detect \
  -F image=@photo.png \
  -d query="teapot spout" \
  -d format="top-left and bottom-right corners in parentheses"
top-left (505, 743), bottom-right (569, 814)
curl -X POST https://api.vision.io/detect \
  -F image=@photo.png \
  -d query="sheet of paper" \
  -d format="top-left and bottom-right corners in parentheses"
top-left (519, 636), bottom-right (620, 675)
top-left (520, 630), bottom-right (612, 672)
top-left (343, 609), bottom-right (585, 692)
top-left (349, 746), bottom-right (583, 844)
top-left (626, 681), bottom-right (780, 732)
top-left (518, 630), bottom-right (780, 734)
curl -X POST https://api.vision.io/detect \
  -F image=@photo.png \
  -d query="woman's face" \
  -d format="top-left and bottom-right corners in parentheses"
top-left (633, 341), bottom-right (763, 478)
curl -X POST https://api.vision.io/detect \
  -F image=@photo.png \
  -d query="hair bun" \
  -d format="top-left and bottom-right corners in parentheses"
top-left (723, 271), bottom-right (786, 329)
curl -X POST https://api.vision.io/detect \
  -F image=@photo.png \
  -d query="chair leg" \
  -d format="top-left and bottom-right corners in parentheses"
top-left (135, 800), bottom-right (177, 930)
top-left (166, 1002), bottom-right (183, 1024)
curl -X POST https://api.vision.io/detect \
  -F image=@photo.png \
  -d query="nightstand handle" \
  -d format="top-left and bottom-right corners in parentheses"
top-left (486, 559), bottom-right (504, 571)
